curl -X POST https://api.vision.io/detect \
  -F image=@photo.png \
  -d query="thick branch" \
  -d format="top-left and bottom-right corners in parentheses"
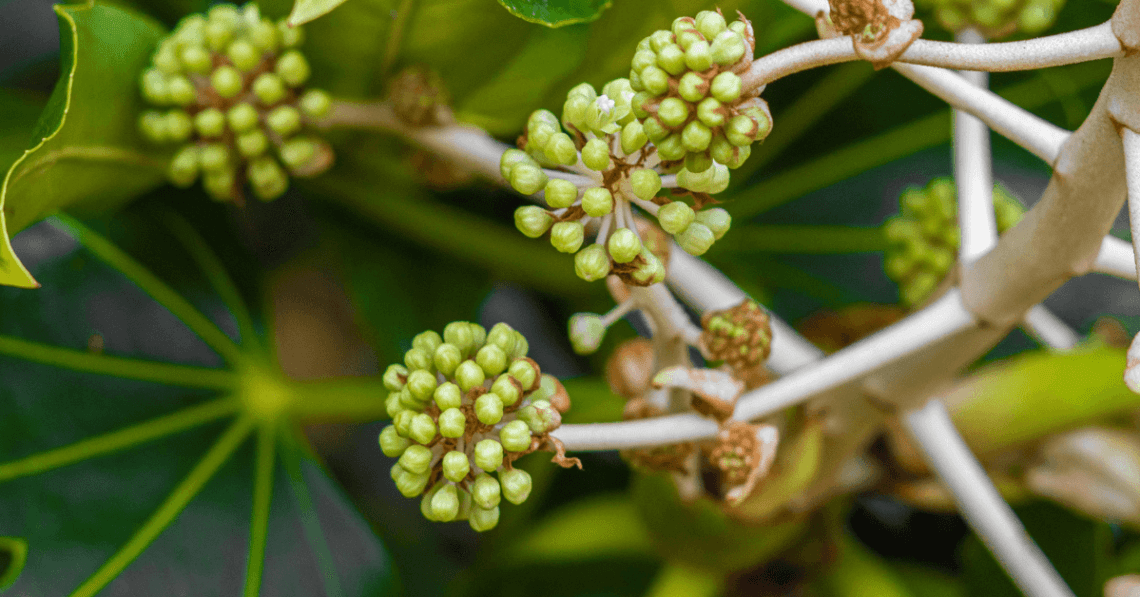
top-left (954, 29), bottom-right (998, 263)
top-left (1123, 127), bottom-right (1140, 285)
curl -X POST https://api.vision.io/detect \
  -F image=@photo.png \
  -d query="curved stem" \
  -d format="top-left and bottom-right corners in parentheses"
top-left (903, 400), bottom-right (1075, 597)
top-left (1122, 127), bottom-right (1140, 286)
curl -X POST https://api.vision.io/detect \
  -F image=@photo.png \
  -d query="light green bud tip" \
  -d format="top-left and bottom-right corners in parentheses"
top-left (550, 221), bottom-right (585, 254)
top-left (406, 369), bottom-right (437, 402)
top-left (695, 207), bottom-right (731, 239)
top-left (509, 359), bottom-right (539, 390)
top-left (398, 444), bottom-right (432, 475)
top-left (472, 473), bottom-right (501, 509)
top-left (607, 227), bottom-right (642, 264)
top-left (514, 206), bottom-right (554, 239)
top-left (581, 187), bottom-right (613, 217)
top-left (438, 407), bottom-right (466, 438)
top-left (544, 178), bottom-right (579, 209)
top-left (469, 505), bottom-right (500, 532)
top-left (409, 412), bottom-right (437, 445)
top-left (510, 163), bottom-right (548, 196)
top-left (568, 312), bottom-right (607, 355)
top-left (431, 483), bottom-right (460, 521)
top-left (474, 439), bottom-right (504, 471)
top-left (379, 425), bottom-right (410, 457)
top-left (491, 375), bottom-right (522, 406)
top-left (476, 344), bottom-right (508, 377)
top-left (442, 451), bottom-right (471, 483)
top-left (500, 420), bottom-right (533, 452)
top-left (630, 169), bottom-right (662, 201)
top-left (657, 201), bottom-right (696, 235)
top-left (455, 360), bottom-right (486, 392)
top-left (658, 98), bottom-right (689, 128)
top-left (475, 392), bottom-right (504, 425)
top-left (499, 468), bottom-right (533, 505)
top-left (574, 243), bottom-right (611, 282)
top-left (582, 139), bottom-right (611, 172)
top-left (677, 222), bottom-right (716, 256)
top-left (545, 133), bottom-right (579, 166)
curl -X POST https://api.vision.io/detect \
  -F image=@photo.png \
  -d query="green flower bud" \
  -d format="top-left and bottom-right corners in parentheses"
top-left (519, 400), bottom-right (561, 434)
top-left (678, 72), bottom-right (707, 103)
top-left (265, 163), bottom-right (330, 202)
top-left (266, 105), bottom-right (302, 136)
top-left (658, 98), bottom-right (689, 128)
top-left (205, 20), bottom-right (234, 52)
top-left (500, 420), bottom-right (532, 452)
top-left (139, 111), bottom-right (167, 143)
top-left (227, 39), bottom-right (261, 71)
top-left (379, 425), bottom-right (411, 457)
top-left (631, 248), bottom-right (666, 285)
top-left (499, 468), bottom-right (533, 504)
top-left (676, 30), bottom-right (704, 52)
top-left (695, 207), bottom-right (731, 239)
top-left (248, 19), bottom-right (279, 51)
top-left (194, 108), bottom-right (226, 137)
top-left (203, 168), bottom-right (236, 201)
top-left (545, 133), bottom-right (578, 166)
top-left (211, 65), bottom-right (243, 98)
top-left (677, 222), bottom-right (716, 256)
top-left (655, 133), bottom-right (686, 161)
top-left (153, 45), bottom-right (180, 74)
top-left (491, 374), bottom-right (522, 406)
top-left (237, 130), bottom-right (269, 157)
top-left (475, 392), bottom-right (504, 425)
top-left (657, 201), bottom-right (696, 234)
top-left (469, 323), bottom-right (488, 351)
top-left (682, 120), bottom-right (712, 152)
top-left (607, 227), bottom-right (642, 264)
top-left (455, 360), bottom-right (486, 392)
top-left (656, 43), bottom-right (686, 75)
top-left (226, 103), bottom-right (259, 133)
top-left (409, 413), bottom-right (437, 445)
top-left (641, 66), bottom-right (670, 96)
top-left (514, 206), bottom-right (554, 239)
top-left (508, 359), bottom-right (539, 390)
top-left (685, 151), bottom-right (713, 174)
top-left (710, 30), bottom-right (747, 66)
top-left (404, 346), bottom-right (433, 371)
top-left (582, 187), bottom-right (614, 217)
top-left (199, 143), bottom-right (231, 171)
top-left (179, 46), bottom-right (212, 73)
top-left (398, 444), bottom-right (433, 475)
top-left (630, 168), bottom-right (662, 200)
top-left (550, 221), bottom-right (585, 253)
top-left (396, 468), bottom-right (430, 498)
top-left (476, 344), bottom-right (508, 377)
top-left (435, 382), bottom-right (463, 411)
top-left (474, 439), bottom-right (504, 471)
top-left (399, 386), bottom-right (423, 409)
top-left (632, 49), bottom-right (658, 73)
top-left (642, 117), bottom-right (669, 142)
top-left (406, 369), bottom-right (438, 403)
top-left (649, 30), bottom-right (674, 53)
top-left (438, 407), bottom-right (466, 438)
top-left (568, 312), bottom-right (606, 354)
top-left (562, 95), bottom-right (590, 129)
top-left (252, 73), bottom-right (286, 105)
top-left (510, 163), bottom-right (548, 195)
top-left (620, 121), bottom-right (648, 155)
top-left (631, 91), bottom-right (653, 119)
top-left (726, 114), bottom-right (758, 146)
top-left (582, 139), bottom-right (611, 171)
top-left (469, 505), bottom-right (500, 532)
top-left (697, 97), bottom-right (725, 127)
top-left (393, 409), bottom-right (415, 436)
top-left (275, 50), bottom-right (310, 87)
top-left (431, 483), bottom-right (460, 521)
top-left (166, 76), bottom-right (196, 106)
top-left (141, 70), bottom-right (169, 104)
top-left (168, 146), bottom-right (200, 187)
top-left (710, 72), bottom-right (742, 103)
top-left (443, 451), bottom-right (471, 483)
top-left (431, 344), bottom-right (462, 378)
top-left (696, 11), bottom-right (727, 40)
top-left (164, 110), bottom-right (194, 142)
top-left (278, 21), bottom-right (304, 47)
top-left (511, 333), bottom-right (529, 359)
top-left (411, 330), bottom-right (441, 354)
top-left (299, 89), bottom-right (332, 118)
top-left (279, 137), bottom-right (317, 170)
top-left (529, 109), bottom-right (560, 133)
top-left (543, 179), bottom-right (579, 209)
top-left (444, 322), bottom-right (476, 355)
top-left (472, 473), bottom-right (501, 509)
top-left (685, 40), bottom-right (713, 71)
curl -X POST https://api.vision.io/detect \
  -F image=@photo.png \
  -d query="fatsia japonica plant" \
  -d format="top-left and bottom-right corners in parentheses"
top-left (5, 0), bottom-right (1140, 594)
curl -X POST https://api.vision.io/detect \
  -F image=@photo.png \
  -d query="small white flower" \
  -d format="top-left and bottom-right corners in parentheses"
top-left (596, 94), bottom-right (616, 115)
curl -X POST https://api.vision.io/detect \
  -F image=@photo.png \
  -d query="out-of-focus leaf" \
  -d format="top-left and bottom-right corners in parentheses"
top-left (945, 344), bottom-right (1139, 458)
top-left (0, 92), bottom-right (45, 167)
top-left (643, 564), bottom-right (722, 597)
top-left (561, 377), bottom-right (624, 423)
top-left (509, 494), bottom-right (654, 562)
top-left (892, 564), bottom-right (965, 597)
top-left (287, 0), bottom-right (350, 25)
top-left (812, 534), bottom-right (915, 597)
top-left (0, 537), bottom-right (29, 590)
top-left (0, 218), bottom-right (395, 596)
top-left (496, 0), bottom-right (612, 27)
top-left (0, 3), bottom-right (169, 288)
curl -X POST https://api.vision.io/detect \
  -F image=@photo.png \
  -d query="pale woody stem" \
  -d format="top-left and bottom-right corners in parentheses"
top-left (1122, 128), bottom-right (1140, 286)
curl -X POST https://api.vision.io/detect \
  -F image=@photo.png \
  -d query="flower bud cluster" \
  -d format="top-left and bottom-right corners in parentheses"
top-left (629, 11), bottom-right (771, 174)
top-left (916, 0), bottom-right (1064, 37)
top-left (137, 3), bottom-right (333, 204)
top-left (699, 299), bottom-right (772, 374)
top-left (884, 178), bottom-right (1024, 306)
top-left (379, 322), bottom-right (574, 531)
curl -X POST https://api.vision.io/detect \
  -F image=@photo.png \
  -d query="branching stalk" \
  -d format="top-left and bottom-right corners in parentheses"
top-left (954, 28), bottom-right (998, 264)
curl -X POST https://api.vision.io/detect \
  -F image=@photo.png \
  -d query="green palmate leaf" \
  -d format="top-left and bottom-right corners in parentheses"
top-left (287, 0), bottom-right (350, 25)
top-left (0, 218), bottom-right (395, 596)
top-left (0, 2), bottom-right (170, 289)
top-left (496, 0), bottom-right (612, 27)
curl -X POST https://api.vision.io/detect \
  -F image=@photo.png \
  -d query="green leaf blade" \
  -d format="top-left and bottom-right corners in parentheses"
top-left (496, 0), bottom-right (612, 27)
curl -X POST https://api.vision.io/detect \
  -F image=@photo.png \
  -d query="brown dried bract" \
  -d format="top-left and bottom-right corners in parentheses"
top-left (828, 0), bottom-right (922, 68)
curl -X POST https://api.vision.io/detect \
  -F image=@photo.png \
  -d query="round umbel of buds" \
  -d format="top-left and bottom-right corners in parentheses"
top-left (137, 2), bottom-right (334, 204)
top-left (915, 0), bottom-right (1066, 38)
top-left (882, 177), bottom-right (1025, 307)
top-left (628, 11), bottom-right (771, 173)
top-left (699, 299), bottom-right (772, 372)
top-left (378, 322), bottom-right (579, 531)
